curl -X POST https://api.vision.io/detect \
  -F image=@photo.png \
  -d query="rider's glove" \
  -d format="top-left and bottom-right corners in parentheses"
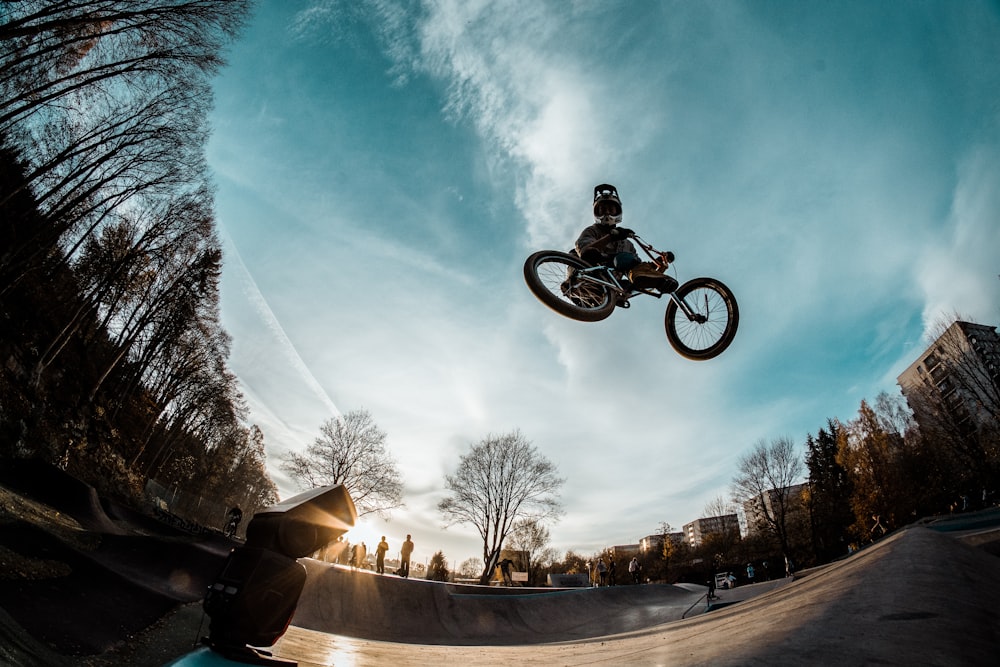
top-left (581, 248), bottom-right (603, 264)
top-left (609, 227), bottom-right (634, 240)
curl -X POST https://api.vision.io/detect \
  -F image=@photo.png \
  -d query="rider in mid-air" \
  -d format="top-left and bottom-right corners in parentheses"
top-left (575, 184), bottom-right (678, 294)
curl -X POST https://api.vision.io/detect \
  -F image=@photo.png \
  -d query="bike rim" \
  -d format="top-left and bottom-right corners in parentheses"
top-left (535, 258), bottom-right (612, 311)
top-left (671, 286), bottom-right (732, 352)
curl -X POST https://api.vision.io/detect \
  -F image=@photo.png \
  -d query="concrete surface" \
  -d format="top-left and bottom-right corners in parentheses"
top-left (291, 561), bottom-right (787, 645)
top-left (265, 520), bottom-right (1000, 666)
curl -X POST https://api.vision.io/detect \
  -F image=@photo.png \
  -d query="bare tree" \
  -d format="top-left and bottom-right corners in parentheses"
top-left (438, 430), bottom-right (564, 585)
top-left (457, 558), bottom-right (481, 580)
top-left (703, 494), bottom-right (739, 519)
top-left (506, 517), bottom-right (552, 586)
top-left (0, 2), bottom-right (283, 522)
top-left (731, 437), bottom-right (805, 561)
top-left (280, 409), bottom-right (404, 519)
top-left (0, 1), bottom-right (249, 295)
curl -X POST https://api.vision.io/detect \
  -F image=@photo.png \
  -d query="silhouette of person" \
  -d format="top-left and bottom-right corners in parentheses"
top-left (575, 184), bottom-right (679, 294)
top-left (376, 536), bottom-right (389, 574)
top-left (499, 558), bottom-right (514, 586)
top-left (629, 557), bottom-right (641, 584)
top-left (400, 534), bottom-right (414, 578)
top-left (357, 542), bottom-right (367, 570)
top-left (608, 558), bottom-right (617, 586)
top-left (871, 514), bottom-right (886, 537)
top-left (596, 557), bottom-right (608, 586)
top-left (224, 507), bottom-right (242, 538)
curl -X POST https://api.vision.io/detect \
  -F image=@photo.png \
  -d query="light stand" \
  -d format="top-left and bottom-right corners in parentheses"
top-left (201, 484), bottom-right (356, 666)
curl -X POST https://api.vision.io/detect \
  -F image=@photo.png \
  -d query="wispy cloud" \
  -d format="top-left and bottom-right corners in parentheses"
top-left (918, 145), bottom-right (1000, 330)
top-left (221, 227), bottom-right (342, 421)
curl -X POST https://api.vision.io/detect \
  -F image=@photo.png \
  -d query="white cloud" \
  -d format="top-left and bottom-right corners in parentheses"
top-left (918, 145), bottom-right (1000, 331)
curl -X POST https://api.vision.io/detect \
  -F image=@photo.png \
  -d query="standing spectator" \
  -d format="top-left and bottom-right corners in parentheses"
top-left (784, 555), bottom-right (795, 579)
top-left (871, 514), bottom-right (886, 538)
top-left (400, 534), bottom-right (414, 578)
top-left (761, 560), bottom-right (769, 581)
top-left (376, 536), bottom-right (389, 574)
top-left (596, 558), bottom-right (608, 587)
top-left (629, 557), bottom-right (641, 584)
top-left (746, 562), bottom-right (755, 584)
top-left (339, 539), bottom-right (351, 566)
top-left (499, 558), bottom-right (514, 586)
top-left (224, 507), bottom-right (242, 539)
top-left (357, 542), bottom-right (367, 570)
top-left (608, 558), bottom-right (617, 586)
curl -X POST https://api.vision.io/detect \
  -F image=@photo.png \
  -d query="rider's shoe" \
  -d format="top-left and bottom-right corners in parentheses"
top-left (629, 263), bottom-right (677, 293)
top-left (659, 275), bottom-right (679, 293)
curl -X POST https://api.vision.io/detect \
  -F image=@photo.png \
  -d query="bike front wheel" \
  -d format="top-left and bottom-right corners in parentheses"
top-left (664, 277), bottom-right (739, 360)
top-left (523, 250), bottom-right (617, 322)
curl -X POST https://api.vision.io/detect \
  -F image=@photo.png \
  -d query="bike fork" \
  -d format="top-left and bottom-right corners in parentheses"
top-left (670, 292), bottom-right (709, 324)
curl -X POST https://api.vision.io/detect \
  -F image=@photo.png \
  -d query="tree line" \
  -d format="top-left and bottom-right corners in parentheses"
top-left (292, 315), bottom-right (998, 587)
top-left (709, 321), bottom-right (999, 579)
top-left (0, 1), bottom-right (277, 524)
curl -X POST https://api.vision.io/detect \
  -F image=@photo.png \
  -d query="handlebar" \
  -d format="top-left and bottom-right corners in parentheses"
top-left (632, 234), bottom-right (674, 269)
top-left (580, 231), bottom-right (674, 270)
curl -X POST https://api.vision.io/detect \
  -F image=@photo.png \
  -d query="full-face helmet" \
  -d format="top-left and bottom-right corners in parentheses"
top-left (593, 183), bottom-right (623, 225)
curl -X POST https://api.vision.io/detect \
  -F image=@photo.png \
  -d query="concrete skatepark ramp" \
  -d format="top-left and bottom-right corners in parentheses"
top-left (272, 519), bottom-right (1000, 666)
top-left (292, 560), bottom-right (727, 644)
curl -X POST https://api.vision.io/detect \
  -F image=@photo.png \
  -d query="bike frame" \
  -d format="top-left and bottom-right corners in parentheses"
top-left (572, 234), bottom-right (709, 324)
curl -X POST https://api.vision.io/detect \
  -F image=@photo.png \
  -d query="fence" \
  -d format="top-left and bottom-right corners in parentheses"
top-left (144, 478), bottom-right (234, 536)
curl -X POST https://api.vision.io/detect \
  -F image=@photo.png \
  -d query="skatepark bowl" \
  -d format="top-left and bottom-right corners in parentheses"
top-left (236, 509), bottom-right (1000, 666)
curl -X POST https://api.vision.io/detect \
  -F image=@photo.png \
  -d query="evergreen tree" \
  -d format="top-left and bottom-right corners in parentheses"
top-left (805, 421), bottom-right (854, 561)
top-left (427, 551), bottom-right (449, 582)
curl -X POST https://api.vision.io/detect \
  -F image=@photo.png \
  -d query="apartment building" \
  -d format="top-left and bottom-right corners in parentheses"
top-left (742, 483), bottom-right (807, 535)
top-left (682, 514), bottom-right (740, 548)
top-left (897, 320), bottom-right (1000, 434)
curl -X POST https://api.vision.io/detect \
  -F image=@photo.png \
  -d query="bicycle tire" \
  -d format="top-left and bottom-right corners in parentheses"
top-left (664, 277), bottom-right (739, 360)
top-left (523, 250), bottom-right (616, 322)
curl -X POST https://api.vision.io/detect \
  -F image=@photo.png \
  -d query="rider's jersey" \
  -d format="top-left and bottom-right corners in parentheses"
top-left (575, 222), bottom-right (636, 261)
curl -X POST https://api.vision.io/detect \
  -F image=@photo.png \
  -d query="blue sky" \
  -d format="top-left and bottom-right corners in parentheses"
top-left (207, 1), bottom-right (1000, 567)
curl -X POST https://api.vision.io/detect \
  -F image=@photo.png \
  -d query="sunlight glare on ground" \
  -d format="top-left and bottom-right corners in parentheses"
top-left (274, 626), bottom-right (363, 667)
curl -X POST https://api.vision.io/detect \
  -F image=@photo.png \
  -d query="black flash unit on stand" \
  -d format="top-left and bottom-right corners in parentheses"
top-left (202, 484), bottom-right (356, 666)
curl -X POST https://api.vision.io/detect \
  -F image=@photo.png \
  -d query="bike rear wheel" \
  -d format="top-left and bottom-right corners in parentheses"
top-left (664, 277), bottom-right (739, 360)
top-left (523, 250), bottom-right (616, 322)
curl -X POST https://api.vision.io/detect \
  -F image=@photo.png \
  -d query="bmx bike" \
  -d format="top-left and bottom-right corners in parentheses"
top-left (523, 232), bottom-right (739, 361)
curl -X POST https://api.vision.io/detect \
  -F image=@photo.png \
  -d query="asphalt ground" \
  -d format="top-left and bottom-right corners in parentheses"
top-left (266, 515), bottom-right (1000, 666)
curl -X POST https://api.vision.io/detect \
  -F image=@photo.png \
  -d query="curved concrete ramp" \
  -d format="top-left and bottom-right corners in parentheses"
top-left (275, 523), bottom-right (1000, 665)
top-left (292, 561), bottom-right (707, 644)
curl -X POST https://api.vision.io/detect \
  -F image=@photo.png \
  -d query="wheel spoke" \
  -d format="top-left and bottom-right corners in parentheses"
top-left (673, 287), bottom-right (729, 350)
top-left (524, 251), bottom-right (616, 322)
top-left (665, 278), bottom-right (738, 360)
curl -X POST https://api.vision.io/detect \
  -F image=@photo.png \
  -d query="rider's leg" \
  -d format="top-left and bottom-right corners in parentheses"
top-left (628, 261), bottom-right (678, 292)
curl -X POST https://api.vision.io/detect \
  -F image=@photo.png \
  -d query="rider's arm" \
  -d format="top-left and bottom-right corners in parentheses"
top-left (574, 224), bottom-right (605, 254)
top-left (576, 225), bottom-right (639, 264)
